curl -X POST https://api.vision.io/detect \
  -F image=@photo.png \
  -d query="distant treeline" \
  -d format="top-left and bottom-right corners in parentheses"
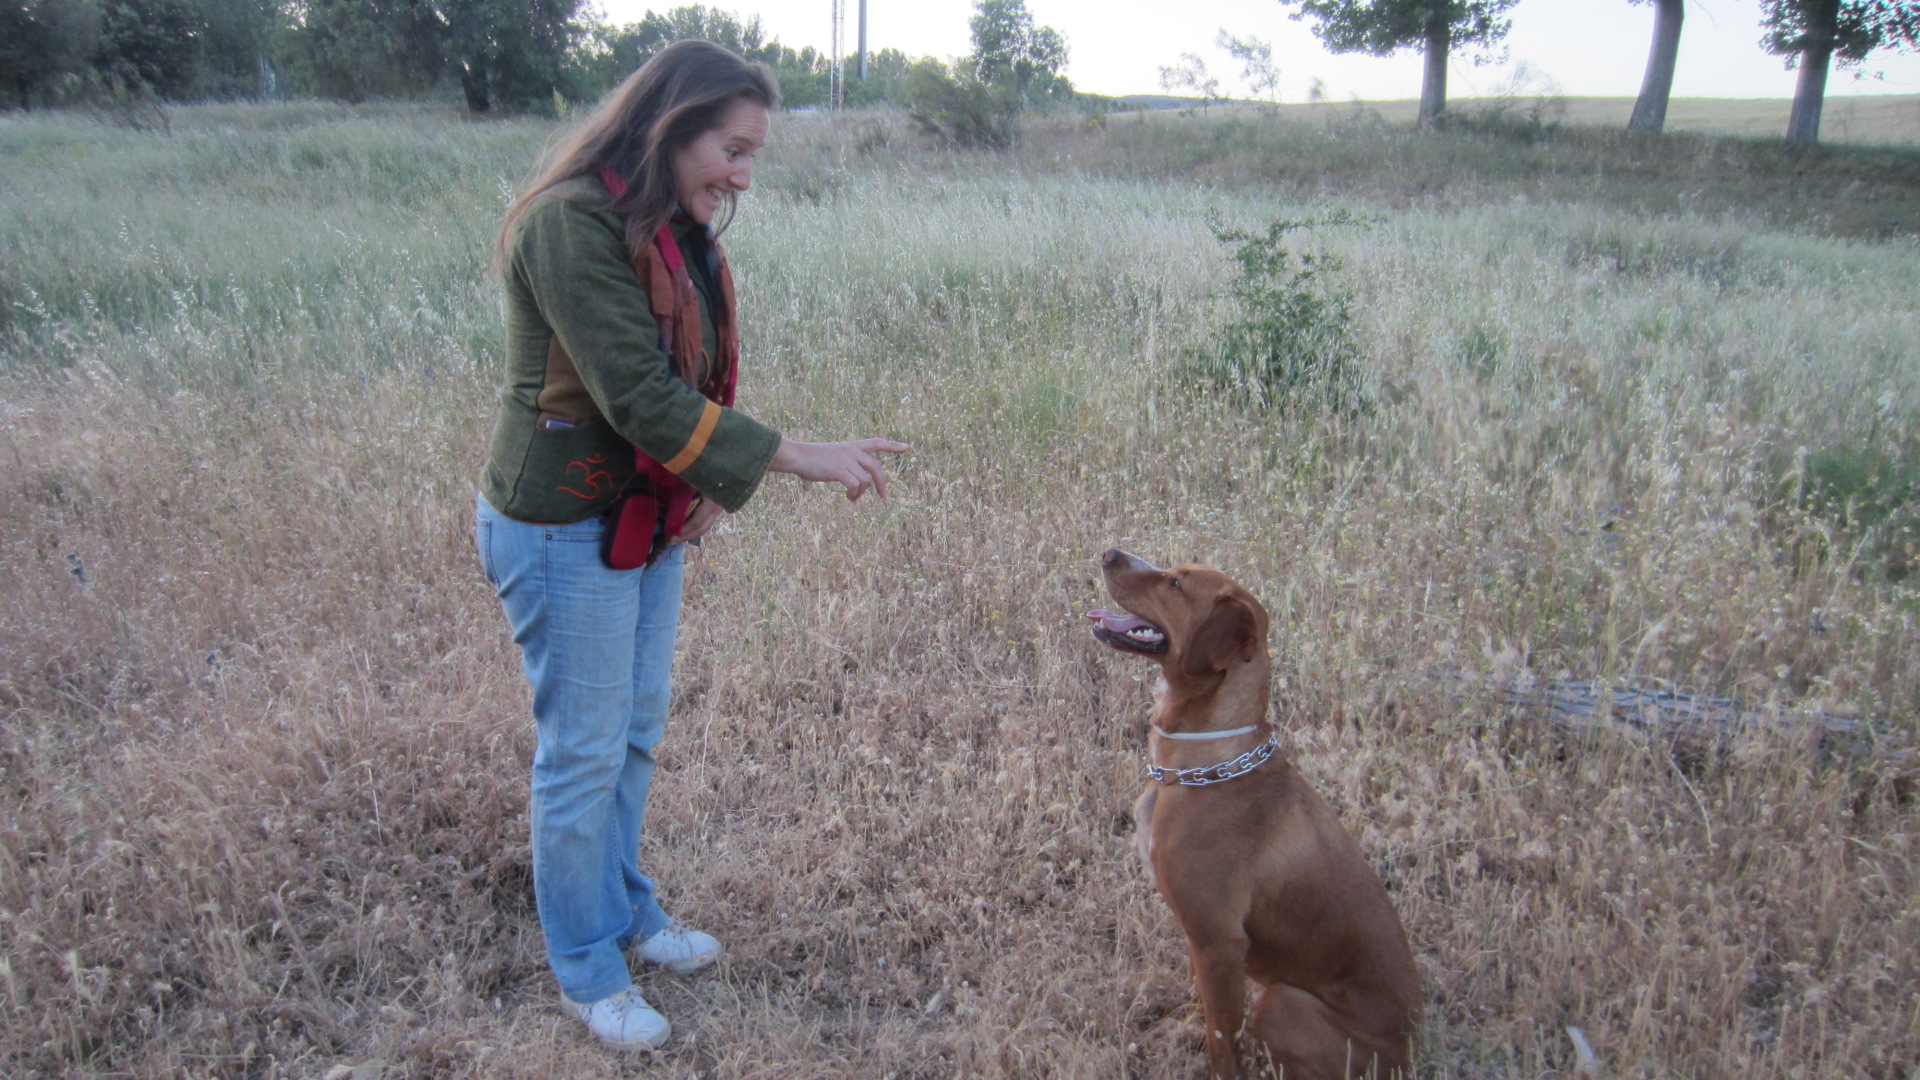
top-left (9, 0), bottom-right (1910, 147)
top-left (0, 0), bottom-right (933, 113)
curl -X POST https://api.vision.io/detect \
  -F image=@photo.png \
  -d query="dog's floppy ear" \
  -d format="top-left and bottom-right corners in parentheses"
top-left (1181, 594), bottom-right (1262, 677)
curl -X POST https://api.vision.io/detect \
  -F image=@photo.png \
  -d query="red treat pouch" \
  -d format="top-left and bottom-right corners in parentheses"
top-left (601, 489), bottom-right (661, 570)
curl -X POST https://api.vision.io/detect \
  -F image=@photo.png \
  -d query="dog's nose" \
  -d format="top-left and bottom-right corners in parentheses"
top-left (1104, 549), bottom-right (1163, 574)
top-left (1104, 548), bottom-right (1155, 569)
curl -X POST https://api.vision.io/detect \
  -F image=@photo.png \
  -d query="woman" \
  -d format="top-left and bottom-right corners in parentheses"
top-left (475, 40), bottom-right (906, 1050)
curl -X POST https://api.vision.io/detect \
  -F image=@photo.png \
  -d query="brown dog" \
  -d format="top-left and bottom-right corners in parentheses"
top-left (1088, 549), bottom-right (1420, 1079)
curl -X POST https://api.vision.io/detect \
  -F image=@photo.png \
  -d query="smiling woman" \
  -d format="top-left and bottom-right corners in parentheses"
top-left (670, 98), bottom-right (768, 228)
top-left (476, 39), bottom-right (907, 1052)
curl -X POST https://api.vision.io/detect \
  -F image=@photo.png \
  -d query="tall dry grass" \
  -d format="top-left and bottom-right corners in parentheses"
top-left (1, 103), bottom-right (1916, 1079)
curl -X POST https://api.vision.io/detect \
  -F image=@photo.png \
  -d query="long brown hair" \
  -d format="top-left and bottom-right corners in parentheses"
top-left (496, 40), bottom-right (779, 272)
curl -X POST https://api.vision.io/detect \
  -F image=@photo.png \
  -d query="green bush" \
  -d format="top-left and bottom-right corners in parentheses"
top-left (1181, 214), bottom-right (1370, 416)
top-left (1797, 444), bottom-right (1918, 582)
top-left (903, 58), bottom-right (1021, 150)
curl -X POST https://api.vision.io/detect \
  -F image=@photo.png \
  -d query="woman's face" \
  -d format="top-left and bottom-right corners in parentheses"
top-left (671, 97), bottom-right (769, 225)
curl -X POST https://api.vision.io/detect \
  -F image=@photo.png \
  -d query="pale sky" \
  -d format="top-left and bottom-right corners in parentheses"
top-left (592, 0), bottom-right (1920, 101)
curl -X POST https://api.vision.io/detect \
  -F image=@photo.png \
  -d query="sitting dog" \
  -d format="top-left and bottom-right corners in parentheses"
top-left (1088, 548), bottom-right (1420, 1079)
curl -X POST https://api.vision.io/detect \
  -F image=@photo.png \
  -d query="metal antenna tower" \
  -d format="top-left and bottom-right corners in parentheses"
top-left (829, 0), bottom-right (845, 109)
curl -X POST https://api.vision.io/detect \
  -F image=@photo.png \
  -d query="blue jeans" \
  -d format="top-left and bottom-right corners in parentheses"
top-left (474, 493), bottom-right (684, 1004)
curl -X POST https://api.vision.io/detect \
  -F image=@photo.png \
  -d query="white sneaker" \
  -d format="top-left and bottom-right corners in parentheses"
top-left (635, 920), bottom-right (723, 973)
top-left (562, 986), bottom-right (670, 1050)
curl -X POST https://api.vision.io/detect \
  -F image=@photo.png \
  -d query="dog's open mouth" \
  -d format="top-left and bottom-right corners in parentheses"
top-left (1087, 609), bottom-right (1169, 654)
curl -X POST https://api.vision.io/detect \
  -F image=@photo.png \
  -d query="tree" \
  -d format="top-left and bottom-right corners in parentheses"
top-left (93, 0), bottom-right (206, 99)
top-left (1626, 0), bottom-right (1683, 133)
top-left (438, 0), bottom-right (586, 113)
top-left (280, 0), bottom-right (443, 102)
top-left (1284, 0), bottom-right (1518, 128)
top-left (1218, 29), bottom-right (1281, 105)
top-left (580, 6), bottom-right (840, 107)
top-left (1762, 0), bottom-right (1920, 145)
top-left (593, 4), bottom-right (771, 75)
top-left (843, 46), bottom-right (913, 107)
top-left (186, 0), bottom-right (281, 98)
top-left (905, 0), bottom-right (1072, 146)
top-left (965, 0), bottom-right (1072, 108)
top-left (0, 0), bottom-right (102, 107)
top-left (905, 56), bottom-right (1015, 147)
top-left (1158, 52), bottom-right (1221, 111)
top-left (773, 45), bottom-right (828, 108)
top-left (282, 0), bottom-right (586, 111)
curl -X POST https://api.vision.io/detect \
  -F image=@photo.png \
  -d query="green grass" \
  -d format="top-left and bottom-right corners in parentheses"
top-left (0, 101), bottom-right (1916, 1079)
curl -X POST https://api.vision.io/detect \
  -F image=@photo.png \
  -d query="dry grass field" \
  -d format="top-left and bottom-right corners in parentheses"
top-left (1561, 93), bottom-right (1920, 144)
top-left (1241, 94), bottom-right (1920, 146)
top-left (2, 101), bottom-right (1917, 1079)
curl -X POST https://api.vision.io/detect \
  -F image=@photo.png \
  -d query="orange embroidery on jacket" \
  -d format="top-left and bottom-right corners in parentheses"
top-left (558, 454), bottom-right (614, 500)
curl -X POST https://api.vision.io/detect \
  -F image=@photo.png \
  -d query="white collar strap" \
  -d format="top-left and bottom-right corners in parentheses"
top-left (1152, 724), bottom-right (1259, 741)
top-left (1146, 732), bottom-right (1279, 787)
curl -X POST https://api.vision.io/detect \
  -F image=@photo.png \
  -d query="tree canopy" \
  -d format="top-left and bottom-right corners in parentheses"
top-left (1762, 0), bottom-right (1920, 143)
top-left (575, 5), bottom-right (905, 111)
top-left (282, 0), bottom-right (587, 112)
top-left (1762, 0), bottom-right (1920, 66)
top-left (965, 0), bottom-right (1071, 105)
top-left (1284, 0), bottom-right (1518, 126)
top-left (2, 0), bottom-right (104, 107)
top-left (1289, 0), bottom-right (1513, 58)
top-left (904, 0), bottom-right (1073, 148)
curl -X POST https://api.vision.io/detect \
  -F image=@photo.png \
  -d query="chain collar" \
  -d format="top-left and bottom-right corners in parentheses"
top-left (1146, 731), bottom-right (1279, 787)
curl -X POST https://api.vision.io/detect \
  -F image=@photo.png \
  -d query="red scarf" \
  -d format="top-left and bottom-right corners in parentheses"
top-left (598, 167), bottom-right (740, 568)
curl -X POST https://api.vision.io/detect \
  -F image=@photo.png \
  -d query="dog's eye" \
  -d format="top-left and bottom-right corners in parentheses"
top-left (1168, 577), bottom-right (1182, 591)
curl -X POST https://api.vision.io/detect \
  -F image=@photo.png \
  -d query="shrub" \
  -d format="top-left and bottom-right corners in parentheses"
top-left (1796, 443), bottom-right (1918, 582)
top-left (1437, 60), bottom-right (1568, 143)
top-left (904, 57), bottom-right (1021, 150)
top-left (1181, 213), bottom-right (1370, 416)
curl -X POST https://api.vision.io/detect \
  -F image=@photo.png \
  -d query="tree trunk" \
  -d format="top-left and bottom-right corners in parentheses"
top-left (1627, 0), bottom-right (1684, 134)
top-left (1418, 13), bottom-right (1449, 129)
top-left (459, 59), bottom-right (491, 115)
top-left (1786, 0), bottom-right (1839, 145)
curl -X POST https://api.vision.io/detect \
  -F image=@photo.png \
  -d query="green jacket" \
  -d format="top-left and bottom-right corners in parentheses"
top-left (480, 177), bottom-right (781, 524)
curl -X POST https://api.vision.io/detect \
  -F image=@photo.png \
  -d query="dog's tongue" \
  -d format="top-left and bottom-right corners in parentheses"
top-left (1087, 610), bottom-right (1155, 634)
